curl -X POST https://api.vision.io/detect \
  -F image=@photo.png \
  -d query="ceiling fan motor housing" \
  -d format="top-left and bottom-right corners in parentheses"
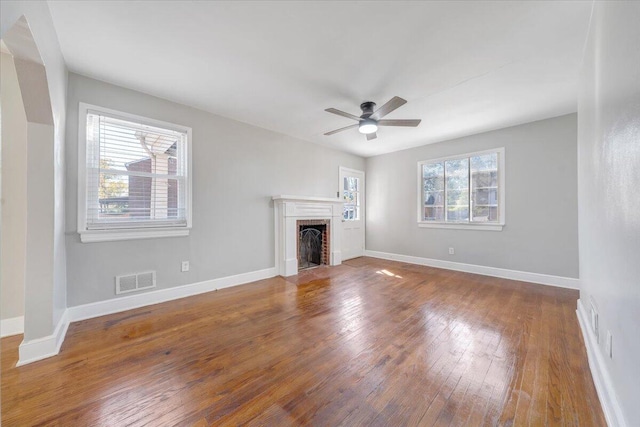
top-left (360, 101), bottom-right (376, 118)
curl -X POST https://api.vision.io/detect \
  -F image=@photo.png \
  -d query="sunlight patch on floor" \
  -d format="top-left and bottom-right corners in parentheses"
top-left (376, 269), bottom-right (403, 278)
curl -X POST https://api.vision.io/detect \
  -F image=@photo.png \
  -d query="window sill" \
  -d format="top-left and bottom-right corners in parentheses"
top-left (417, 222), bottom-right (504, 231)
top-left (80, 227), bottom-right (190, 243)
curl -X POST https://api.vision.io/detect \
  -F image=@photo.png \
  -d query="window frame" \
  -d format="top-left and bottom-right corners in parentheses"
top-left (77, 102), bottom-right (193, 243)
top-left (340, 166), bottom-right (363, 222)
top-left (417, 147), bottom-right (505, 231)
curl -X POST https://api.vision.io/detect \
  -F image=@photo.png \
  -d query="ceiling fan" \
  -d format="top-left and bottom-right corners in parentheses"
top-left (324, 96), bottom-right (421, 141)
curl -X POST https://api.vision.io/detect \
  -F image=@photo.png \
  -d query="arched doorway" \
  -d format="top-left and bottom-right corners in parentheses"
top-left (1, 15), bottom-right (63, 365)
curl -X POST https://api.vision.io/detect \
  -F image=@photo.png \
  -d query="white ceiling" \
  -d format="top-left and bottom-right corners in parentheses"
top-left (48, 1), bottom-right (592, 157)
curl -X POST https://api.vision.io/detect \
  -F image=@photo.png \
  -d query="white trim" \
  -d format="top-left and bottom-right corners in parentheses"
top-left (339, 166), bottom-right (366, 260)
top-left (417, 147), bottom-right (505, 227)
top-left (577, 299), bottom-right (628, 427)
top-left (68, 267), bottom-right (276, 322)
top-left (272, 195), bottom-right (342, 203)
top-left (339, 166), bottom-right (366, 221)
top-left (17, 310), bottom-right (70, 366)
top-left (80, 227), bottom-right (189, 243)
top-left (364, 250), bottom-right (579, 289)
top-left (77, 102), bottom-right (193, 243)
top-left (417, 147), bottom-right (505, 166)
top-left (81, 103), bottom-right (192, 134)
top-left (273, 196), bottom-right (344, 276)
top-left (337, 166), bottom-right (365, 175)
top-left (417, 222), bottom-right (504, 231)
top-left (14, 267), bottom-right (276, 366)
top-left (1, 316), bottom-right (24, 337)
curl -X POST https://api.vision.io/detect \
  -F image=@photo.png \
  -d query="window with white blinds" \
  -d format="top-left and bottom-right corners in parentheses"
top-left (78, 103), bottom-right (192, 242)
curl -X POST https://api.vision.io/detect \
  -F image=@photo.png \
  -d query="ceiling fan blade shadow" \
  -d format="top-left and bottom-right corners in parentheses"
top-left (325, 108), bottom-right (362, 121)
top-left (377, 119), bottom-right (421, 127)
top-left (324, 123), bottom-right (359, 136)
top-left (371, 96), bottom-right (407, 120)
top-left (366, 132), bottom-right (377, 141)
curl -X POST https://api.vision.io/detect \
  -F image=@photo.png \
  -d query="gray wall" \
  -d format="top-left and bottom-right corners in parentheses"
top-left (366, 114), bottom-right (578, 278)
top-left (1, 52), bottom-right (27, 320)
top-left (578, 2), bottom-right (640, 424)
top-left (65, 73), bottom-right (364, 306)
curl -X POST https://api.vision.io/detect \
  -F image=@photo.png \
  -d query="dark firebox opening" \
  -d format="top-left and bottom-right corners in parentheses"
top-left (298, 224), bottom-right (326, 270)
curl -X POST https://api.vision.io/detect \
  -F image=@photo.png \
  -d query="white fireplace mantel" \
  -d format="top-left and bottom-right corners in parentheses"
top-left (273, 195), bottom-right (344, 276)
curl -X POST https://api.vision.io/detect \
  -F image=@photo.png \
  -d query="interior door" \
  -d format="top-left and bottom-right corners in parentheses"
top-left (339, 167), bottom-right (365, 260)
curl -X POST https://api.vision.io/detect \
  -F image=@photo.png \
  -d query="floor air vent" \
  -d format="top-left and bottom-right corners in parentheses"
top-left (116, 271), bottom-right (156, 294)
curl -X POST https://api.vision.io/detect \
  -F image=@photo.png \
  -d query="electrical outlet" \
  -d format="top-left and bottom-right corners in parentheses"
top-left (448, 247), bottom-right (455, 255)
top-left (181, 261), bottom-right (190, 272)
top-left (606, 331), bottom-right (613, 358)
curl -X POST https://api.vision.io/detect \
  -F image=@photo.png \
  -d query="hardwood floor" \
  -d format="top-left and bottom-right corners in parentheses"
top-left (2, 257), bottom-right (605, 426)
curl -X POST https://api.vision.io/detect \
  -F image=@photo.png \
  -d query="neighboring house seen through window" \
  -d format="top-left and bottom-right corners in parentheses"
top-left (78, 103), bottom-right (192, 242)
top-left (418, 148), bottom-right (505, 231)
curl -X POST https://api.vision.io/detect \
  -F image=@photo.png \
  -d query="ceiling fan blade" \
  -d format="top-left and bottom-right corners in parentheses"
top-left (325, 108), bottom-right (362, 121)
top-left (371, 96), bottom-right (407, 120)
top-left (324, 123), bottom-right (359, 136)
top-left (366, 132), bottom-right (377, 141)
top-left (377, 119), bottom-right (422, 127)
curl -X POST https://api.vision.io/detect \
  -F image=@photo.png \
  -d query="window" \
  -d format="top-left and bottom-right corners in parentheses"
top-left (78, 103), bottom-right (192, 242)
top-left (342, 174), bottom-right (361, 221)
top-left (418, 148), bottom-right (505, 231)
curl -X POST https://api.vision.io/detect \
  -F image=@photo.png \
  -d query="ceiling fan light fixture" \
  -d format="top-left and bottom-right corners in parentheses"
top-left (358, 119), bottom-right (378, 134)
top-left (324, 97), bottom-right (419, 139)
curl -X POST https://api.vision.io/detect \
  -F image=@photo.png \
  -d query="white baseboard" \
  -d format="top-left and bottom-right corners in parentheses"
top-left (17, 310), bottom-right (70, 366)
top-left (1, 316), bottom-right (25, 337)
top-left (576, 299), bottom-right (628, 427)
top-left (15, 267), bottom-right (276, 366)
top-left (364, 250), bottom-right (579, 289)
top-left (68, 267), bottom-right (277, 322)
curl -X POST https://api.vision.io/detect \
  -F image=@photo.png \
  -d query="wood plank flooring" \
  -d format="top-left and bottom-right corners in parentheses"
top-left (2, 257), bottom-right (605, 426)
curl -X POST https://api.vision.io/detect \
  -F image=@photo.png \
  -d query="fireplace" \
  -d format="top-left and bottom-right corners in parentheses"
top-left (297, 220), bottom-right (329, 270)
top-left (273, 195), bottom-right (344, 276)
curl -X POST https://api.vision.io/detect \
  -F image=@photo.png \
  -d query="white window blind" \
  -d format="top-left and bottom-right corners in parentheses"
top-left (84, 110), bottom-right (189, 230)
